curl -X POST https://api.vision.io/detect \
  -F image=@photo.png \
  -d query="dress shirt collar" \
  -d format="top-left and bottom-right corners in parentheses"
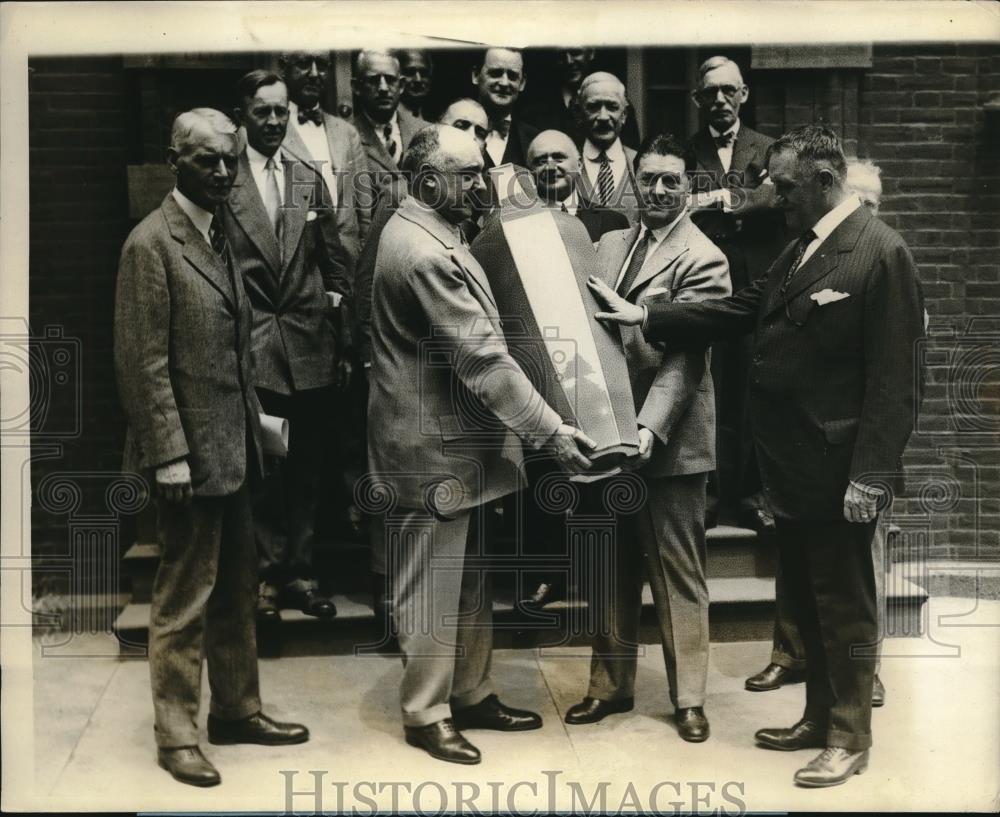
top-left (809, 195), bottom-right (862, 245)
top-left (246, 143), bottom-right (283, 171)
top-left (171, 187), bottom-right (214, 243)
top-left (639, 207), bottom-right (687, 247)
top-left (289, 99), bottom-right (322, 127)
top-left (709, 119), bottom-right (741, 141)
top-left (545, 189), bottom-right (579, 215)
top-left (583, 137), bottom-right (626, 164)
top-left (364, 111), bottom-right (399, 136)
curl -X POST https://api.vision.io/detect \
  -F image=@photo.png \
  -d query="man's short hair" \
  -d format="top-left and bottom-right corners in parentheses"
top-left (436, 98), bottom-right (483, 123)
top-left (400, 124), bottom-right (443, 175)
top-left (765, 124), bottom-right (848, 180)
top-left (235, 70), bottom-right (284, 107)
top-left (697, 55), bottom-right (744, 84)
top-left (353, 49), bottom-right (399, 75)
top-left (394, 48), bottom-right (434, 71)
top-left (169, 108), bottom-right (236, 152)
top-left (846, 157), bottom-right (883, 202)
top-left (578, 71), bottom-right (627, 100)
top-left (474, 46), bottom-right (522, 71)
top-left (634, 132), bottom-right (688, 172)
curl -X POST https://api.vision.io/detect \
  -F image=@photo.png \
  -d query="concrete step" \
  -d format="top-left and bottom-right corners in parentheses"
top-left (114, 568), bottom-right (928, 654)
top-left (121, 525), bottom-right (769, 604)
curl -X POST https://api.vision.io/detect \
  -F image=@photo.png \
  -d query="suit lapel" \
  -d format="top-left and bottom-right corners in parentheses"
top-left (162, 194), bottom-right (235, 312)
top-left (279, 160), bottom-right (311, 271)
top-left (692, 129), bottom-right (725, 185)
top-left (602, 224), bottom-right (640, 287)
top-left (228, 151), bottom-right (282, 280)
top-left (353, 113), bottom-right (397, 171)
top-left (626, 215), bottom-right (692, 297)
top-left (730, 128), bottom-right (756, 175)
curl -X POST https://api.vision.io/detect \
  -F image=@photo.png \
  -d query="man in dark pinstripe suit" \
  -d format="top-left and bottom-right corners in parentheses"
top-left (588, 125), bottom-right (924, 788)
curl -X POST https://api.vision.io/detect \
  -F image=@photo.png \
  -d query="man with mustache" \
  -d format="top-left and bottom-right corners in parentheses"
top-left (114, 107), bottom-right (309, 787)
top-left (564, 133), bottom-right (730, 742)
top-left (369, 124), bottom-right (596, 764)
top-left (277, 50), bottom-right (370, 263)
top-left (577, 72), bottom-right (641, 223)
top-left (396, 48), bottom-right (433, 131)
top-left (686, 55), bottom-right (787, 533)
top-left (222, 70), bottom-right (353, 624)
top-left (472, 47), bottom-right (538, 170)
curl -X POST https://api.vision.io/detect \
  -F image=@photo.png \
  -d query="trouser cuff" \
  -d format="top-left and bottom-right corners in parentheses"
top-left (450, 679), bottom-right (494, 711)
top-left (402, 702), bottom-right (452, 728)
top-left (826, 727), bottom-right (873, 751)
top-left (770, 651), bottom-right (807, 671)
top-left (209, 697), bottom-right (261, 722)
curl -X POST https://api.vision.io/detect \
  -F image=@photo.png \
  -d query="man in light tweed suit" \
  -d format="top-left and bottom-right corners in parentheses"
top-left (563, 133), bottom-right (731, 742)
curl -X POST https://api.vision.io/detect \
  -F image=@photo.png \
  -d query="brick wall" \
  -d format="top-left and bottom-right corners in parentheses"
top-left (754, 44), bottom-right (1000, 560)
top-left (28, 57), bottom-right (132, 577)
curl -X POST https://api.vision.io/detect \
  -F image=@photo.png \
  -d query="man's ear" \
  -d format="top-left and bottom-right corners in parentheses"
top-left (739, 85), bottom-right (750, 104)
top-left (817, 167), bottom-right (836, 190)
top-left (232, 107), bottom-right (243, 127)
top-left (166, 146), bottom-right (179, 173)
top-left (470, 67), bottom-right (481, 89)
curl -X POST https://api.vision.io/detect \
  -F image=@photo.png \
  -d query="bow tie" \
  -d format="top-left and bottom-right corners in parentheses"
top-left (714, 130), bottom-right (736, 148)
top-left (489, 119), bottom-right (511, 139)
top-left (298, 106), bottom-right (323, 126)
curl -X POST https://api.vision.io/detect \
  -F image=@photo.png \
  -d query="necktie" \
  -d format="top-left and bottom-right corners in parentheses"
top-left (298, 105), bottom-right (323, 126)
top-left (596, 150), bottom-right (614, 207)
top-left (781, 228), bottom-right (818, 291)
top-left (209, 215), bottom-right (228, 260)
top-left (714, 130), bottom-right (736, 149)
top-left (263, 157), bottom-right (282, 236)
top-left (618, 228), bottom-right (653, 298)
top-left (383, 124), bottom-right (397, 159)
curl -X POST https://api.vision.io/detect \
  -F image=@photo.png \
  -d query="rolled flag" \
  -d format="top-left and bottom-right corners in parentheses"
top-left (470, 164), bottom-right (640, 478)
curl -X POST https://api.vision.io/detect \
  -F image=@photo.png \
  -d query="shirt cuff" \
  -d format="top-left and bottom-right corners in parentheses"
top-left (850, 479), bottom-right (884, 496)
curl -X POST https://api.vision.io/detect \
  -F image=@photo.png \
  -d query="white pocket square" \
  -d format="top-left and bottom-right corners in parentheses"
top-left (644, 286), bottom-right (669, 297)
top-left (810, 288), bottom-right (850, 305)
top-left (306, 210), bottom-right (318, 222)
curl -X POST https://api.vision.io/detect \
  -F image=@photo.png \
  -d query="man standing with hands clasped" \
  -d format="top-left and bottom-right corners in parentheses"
top-left (588, 125), bottom-right (924, 787)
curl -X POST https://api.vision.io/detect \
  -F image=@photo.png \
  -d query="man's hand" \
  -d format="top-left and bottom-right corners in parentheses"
top-left (843, 480), bottom-right (881, 524)
top-left (549, 423), bottom-right (597, 473)
top-left (156, 458), bottom-right (192, 504)
top-left (336, 357), bottom-right (353, 390)
top-left (588, 276), bottom-right (645, 326)
top-left (625, 427), bottom-right (655, 470)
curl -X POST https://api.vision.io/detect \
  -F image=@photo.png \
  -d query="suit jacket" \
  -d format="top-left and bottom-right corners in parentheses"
top-left (114, 193), bottom-right (263, 497)
top-left (368, 196), bottom-right (563, 513)
top-left (280, 111), bottom-right (371, 263)
top-left (397, 105), bottom-right (430, 140)
top-left (644, 205), bottom-right (925, 519)
top-left (577, 141), bottom-right (641, 224)
top-left (482, 118), bottom-right (538, 172)
top-left (575, 196), bottom-right (630, 242)
top-left (597, 216), bottom-right (731, 477)
top-left (687, 123), bottom-right (786, 289)
top-left (221, 150), bottom-right (351, 396)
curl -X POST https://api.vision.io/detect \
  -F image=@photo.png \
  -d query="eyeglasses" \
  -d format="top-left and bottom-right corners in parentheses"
top-left (484, 67), bottom-right (522, 82)
top-left (289, 56), bottom-right (330, 72)
top-left (693, 84), bottom-right (744, 104)
top-left (359, 73), bottom-right (401, 89)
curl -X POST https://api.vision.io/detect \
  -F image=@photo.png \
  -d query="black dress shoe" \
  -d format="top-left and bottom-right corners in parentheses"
top-left (257, 582), bottom-right (281, 623)
top-left (452, 694), bottom-right (542, 732)
top-left (208, 711), bottom-right (309, 746)
top-left (404, 719), bottom-right (481, 765)
top-left (794, 747), bottom-right (869, 787)
top-left (157, 746), bottom-right (220, 787)
top-left (872, 674), bottom-right (886, 707)
top-left (675, 707), bottom-right (710, 742)
top-left (755, 718), bottom-right (826, 751)
top-left (520, 582), bottom-right (563, 610)
top-left (283, 586), bottom-right (336, 619)
top-left (564, 696), bottom-right (634, 725)
top-left (745, 663), bottom-right (806, 691)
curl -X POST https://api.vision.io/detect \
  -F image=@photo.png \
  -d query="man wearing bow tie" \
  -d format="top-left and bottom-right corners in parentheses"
top-left (472, 47), bottom-right (538, 170)
top-left (577, 72), bottom-right (641, 223)
top-left (687, 56), bottom-right (788, 531)
top-left (589, 125), bottom-right (925, 788)
top-left (277, 51), bottom-right (370, 264)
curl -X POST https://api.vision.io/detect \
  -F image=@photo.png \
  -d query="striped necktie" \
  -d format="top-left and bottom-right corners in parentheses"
top-left (781, 228), bottom-right (818, 292)
top-left (596, 150), bottom-right (614, 206)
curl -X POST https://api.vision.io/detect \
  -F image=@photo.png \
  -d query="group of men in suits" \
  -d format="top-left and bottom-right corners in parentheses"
top-left (114, 47), bottom-right (923, 791)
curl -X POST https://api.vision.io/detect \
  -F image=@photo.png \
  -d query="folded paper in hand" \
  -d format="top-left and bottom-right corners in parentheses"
top-left (259, 413), bottom-right (289, 458)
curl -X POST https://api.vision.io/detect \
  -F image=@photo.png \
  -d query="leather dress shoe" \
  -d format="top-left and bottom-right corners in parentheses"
top-left (794, 747), bottom-right (869, 787)
top-left (564, 696), bottom-right (634, 725)
top-left (452, 694), bottom-right (542, 731)
top-left (745, 663), bottom-right (806, 691)
top-left (157, 745), bottom-right (220, 787)
top-left (755, 718), bottom-right (826, 751)
top-left (675, 707), bottom-right (710, 742)
top-left (872, 674), bottom-right (886, 707)
top-left (404, 719), bottom-right (481, 765)
top-left (208, 711), bottom-right (309, 746)
top-left (521, 582), bottom-right (563, 610)
top-left (283, 586), bottom-right (336, 619)
top-left (257, 582), bottom-right (281, 623)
